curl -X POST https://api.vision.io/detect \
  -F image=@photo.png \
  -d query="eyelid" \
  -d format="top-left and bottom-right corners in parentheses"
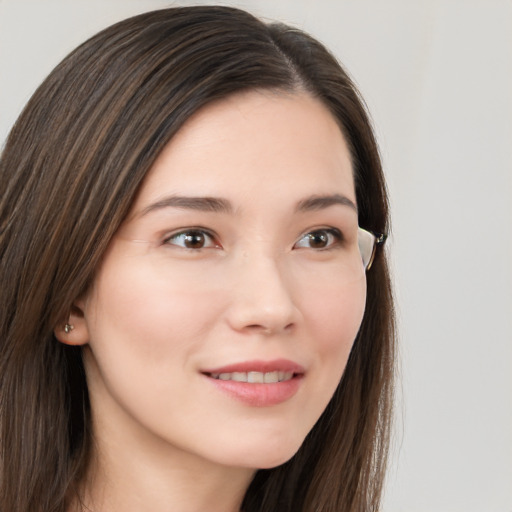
top-left (162, 227), bottom-right (221, 249)
top-left (293, 227), bottom-right (343, 250)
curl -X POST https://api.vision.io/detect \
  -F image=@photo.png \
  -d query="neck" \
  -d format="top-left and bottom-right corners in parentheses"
top-left (75, 434), bottom-right (254, 512)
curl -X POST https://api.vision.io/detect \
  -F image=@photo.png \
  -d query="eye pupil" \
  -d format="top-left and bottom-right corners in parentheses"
top-left (308, 231), bottom-right (328, 248)
top-left (184, 232), bottom-right (205, 249)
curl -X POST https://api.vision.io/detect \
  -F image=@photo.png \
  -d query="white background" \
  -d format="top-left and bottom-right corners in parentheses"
top-left (1, 1), bottom-right (510, 511)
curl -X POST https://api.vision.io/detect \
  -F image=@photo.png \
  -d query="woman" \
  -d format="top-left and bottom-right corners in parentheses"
top-left (0, 6), bottom-right (394, 512)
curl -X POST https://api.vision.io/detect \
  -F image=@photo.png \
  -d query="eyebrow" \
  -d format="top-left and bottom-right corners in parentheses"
top-left (140, 196), bottom-right (233, 217)
top-left (296, 194), bottom-right (357, 213)
top-left (139, 193), bottom-right (357, 217)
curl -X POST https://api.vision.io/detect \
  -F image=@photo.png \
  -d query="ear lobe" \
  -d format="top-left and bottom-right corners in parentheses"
top-left (54, 303), bottom-right (90, 346)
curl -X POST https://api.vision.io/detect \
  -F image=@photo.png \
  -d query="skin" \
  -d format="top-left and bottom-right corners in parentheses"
top-left (58, 90), bottom-right (367, 512)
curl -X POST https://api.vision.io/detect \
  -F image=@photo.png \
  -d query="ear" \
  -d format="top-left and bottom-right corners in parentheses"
top-left (54, 302), bottom-right (90, 346)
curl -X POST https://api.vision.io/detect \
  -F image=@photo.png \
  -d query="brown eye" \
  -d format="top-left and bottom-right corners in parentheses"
top-left (165, 230), bottom-right (218, 249)
top-left (307, 231), bottom-right (329, 248)
top-left (294, 229), bottom-right (341, 250)
top-left (183, 232), bottom-right (206, 248)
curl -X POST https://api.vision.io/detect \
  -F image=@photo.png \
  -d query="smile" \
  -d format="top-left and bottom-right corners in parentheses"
top-left (201, 359), bottom-right (304, 407)
top-left (209, 371), bottom-right (294, 383)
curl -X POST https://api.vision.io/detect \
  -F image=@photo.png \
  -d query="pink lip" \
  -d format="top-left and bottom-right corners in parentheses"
top-left (201, 359), bottom-right (305, 407)
top-left (202, 359), bottom-right (305, 375)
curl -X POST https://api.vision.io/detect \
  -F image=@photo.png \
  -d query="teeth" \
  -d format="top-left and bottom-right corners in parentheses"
top-left (232, 372), bottom-right (246, 382)
top-left (264, 371), bottom-right (279, 383)
top-left (248, 371), bottom-right (263, 383)
top-left (210, 371), bottom-right (294, 383)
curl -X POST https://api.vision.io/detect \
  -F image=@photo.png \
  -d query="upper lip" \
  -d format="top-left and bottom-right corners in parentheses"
top-left (201, 359), bottom-right (305, 375)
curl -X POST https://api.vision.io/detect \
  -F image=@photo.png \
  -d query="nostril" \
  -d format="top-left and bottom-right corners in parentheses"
top-left (244, 323), bottom-right (295, 335)
top-left (246, 325), bottom-right (272, 334)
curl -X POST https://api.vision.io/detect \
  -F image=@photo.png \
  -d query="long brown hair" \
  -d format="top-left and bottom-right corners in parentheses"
top-left (0, 6), bottom-right (394, 511)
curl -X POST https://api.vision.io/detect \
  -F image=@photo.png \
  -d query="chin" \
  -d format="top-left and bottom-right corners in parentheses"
top-left (254, 452), bottom-right (299, 470)
top-left (218, 433), bottom-right (305, 470)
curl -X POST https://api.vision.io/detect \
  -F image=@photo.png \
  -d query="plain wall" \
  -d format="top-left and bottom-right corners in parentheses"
top-left (1, 1), bottom-right (511, 511)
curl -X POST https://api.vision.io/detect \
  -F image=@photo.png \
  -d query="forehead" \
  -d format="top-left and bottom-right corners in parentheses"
top-left (133, 90), bottom-right (355, 211)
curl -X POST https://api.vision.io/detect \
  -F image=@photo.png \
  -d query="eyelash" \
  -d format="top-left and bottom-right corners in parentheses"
top-left (163, 229), bottom-right (219, 250)
top-left (163, 227), bottom-right (343, 251)
top-left (293, 228), bottom-right (343, 251)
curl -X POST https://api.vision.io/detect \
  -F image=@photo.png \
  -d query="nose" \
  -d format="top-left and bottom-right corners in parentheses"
top-left (225, 253), bottom-right (299, 336)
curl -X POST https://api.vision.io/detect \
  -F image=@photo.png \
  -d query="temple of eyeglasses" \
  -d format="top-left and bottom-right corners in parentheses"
top-left (358, 227), bottom-right (387, 270)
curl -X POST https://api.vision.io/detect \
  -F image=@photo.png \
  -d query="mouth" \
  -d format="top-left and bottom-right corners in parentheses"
top-left (206, 371), bottom-right (296, 383)
top-left (201, 359), bottom-right (304, 382)
top-left (201, 359), bottom-right (304, 407)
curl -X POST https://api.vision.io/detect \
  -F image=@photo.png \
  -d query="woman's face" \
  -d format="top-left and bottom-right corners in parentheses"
top-left (77, 91), bottom-right (367, 471)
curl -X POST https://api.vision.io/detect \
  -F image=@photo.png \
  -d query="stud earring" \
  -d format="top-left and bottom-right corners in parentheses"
top-left (64, 324), bottom-right (74, 334)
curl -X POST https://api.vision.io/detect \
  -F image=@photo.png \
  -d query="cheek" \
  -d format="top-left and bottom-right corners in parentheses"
top-left (308, 274), bottom-right (366, 335)
top-left (279, 275), bottom-right (366, 454)
top-left (87, 258), bottom-right (223, 359)
top-left (302, 275), bottom-right (367, 371)
top-left (82, 258), bottom-right (224, 425)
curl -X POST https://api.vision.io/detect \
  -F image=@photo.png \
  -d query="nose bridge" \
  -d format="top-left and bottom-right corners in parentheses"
top-left (226, 246), bottom-right (297, 333)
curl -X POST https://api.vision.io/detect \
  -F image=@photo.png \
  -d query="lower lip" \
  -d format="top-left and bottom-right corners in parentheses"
top-left (205, 375), bottom-right (303, 407)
